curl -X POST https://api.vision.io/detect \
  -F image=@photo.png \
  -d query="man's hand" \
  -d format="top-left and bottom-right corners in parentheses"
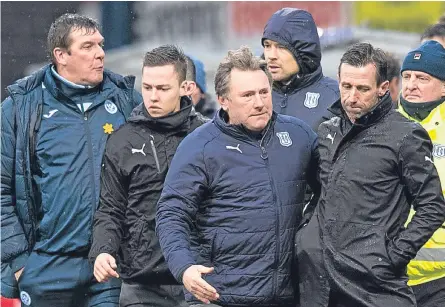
top-left (94, 253), bottom-right (119, 282)
top-left (14, 268), bottom-right (24, 281)
top-left (183, 265), bottom-right (219, 304)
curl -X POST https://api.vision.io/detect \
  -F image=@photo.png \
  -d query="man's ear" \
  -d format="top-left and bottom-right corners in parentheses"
top-left (441, 81), bottom-right (445, 97)
top-left (378, 80), bottom-right (390, 97)
top-left (180, 81), bottom-right (197, 96)
top-left (53, 47), bottom-right (68, 66)
top-left (218, 96), bottom-right (229, 111)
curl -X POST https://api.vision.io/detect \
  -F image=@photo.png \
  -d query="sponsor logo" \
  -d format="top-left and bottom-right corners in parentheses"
top-left (226, 144), bottom-right (242, 153)
top-left (132, 143), bottom-right (146, 156)
top-left (43, 109), bottom-right (58, 118)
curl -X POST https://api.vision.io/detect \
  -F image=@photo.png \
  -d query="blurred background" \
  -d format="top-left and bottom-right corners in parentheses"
top-left (1, 1), bottom-right (445, 101)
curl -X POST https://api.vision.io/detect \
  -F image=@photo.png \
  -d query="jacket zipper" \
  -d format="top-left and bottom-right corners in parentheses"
top-left (259, 125), bottom-right (279, 299)
top-left (84, 113), bottom-right (98, 244)
top-left (25, 98), bottom-right (44, 247)
top-left (150, 135), bottom-right (161, 173)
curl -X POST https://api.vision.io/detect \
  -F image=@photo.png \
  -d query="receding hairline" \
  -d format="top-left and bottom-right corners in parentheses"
top-left (339, 62), bottom-right (379, 74)
top-left (63, 26), bottom-right (102, 49)
top-left (228, 67), bottom-right (272, 94)
top-left (338, 62), bottom-right (382, 88)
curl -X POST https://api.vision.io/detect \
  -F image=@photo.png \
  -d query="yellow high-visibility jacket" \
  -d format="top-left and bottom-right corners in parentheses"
top-left (398, 102), bottom-right (445, 286)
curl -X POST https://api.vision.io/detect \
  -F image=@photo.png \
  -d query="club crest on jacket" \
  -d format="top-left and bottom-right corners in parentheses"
top-left (105, 100), bottom-right (118, 114)
top-left (304, 92), bottom-right (320, 109)
top-left (276, 132), bottom-right (292, 147)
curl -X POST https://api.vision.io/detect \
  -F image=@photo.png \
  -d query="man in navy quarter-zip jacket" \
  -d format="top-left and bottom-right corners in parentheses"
top-left (89, 45), bottom-right (207, 307)
top-left (156, 46), bottom-right (321, 307)
top-left (1, 13), bottom-right (142, 306)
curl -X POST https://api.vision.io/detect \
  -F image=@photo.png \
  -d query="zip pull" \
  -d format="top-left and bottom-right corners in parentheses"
top-left (149, 135), bottom-right (161, 173)
top-left (259, 119), bottom-right (272, 160)
top-left (280, 93), bottom-right (288, 108)
top-left (261, 146), bottom-right (268, 160)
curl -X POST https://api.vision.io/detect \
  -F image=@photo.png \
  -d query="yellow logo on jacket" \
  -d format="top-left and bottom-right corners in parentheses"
top-left (103, 123), bottom-right (114, 134)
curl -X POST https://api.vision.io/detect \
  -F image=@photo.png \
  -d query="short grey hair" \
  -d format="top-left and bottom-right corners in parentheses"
top-left (214, 46), bottom-right (272, 98)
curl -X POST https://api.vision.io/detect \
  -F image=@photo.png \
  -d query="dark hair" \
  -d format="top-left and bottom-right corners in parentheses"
top-left (439, 14), bottom-right (445, 24)
top-left (338, 43), bottom-right (388, 85)
top-left (215, 46), bottom-right (272, 98)
top-left (47, 13), bottom-right (100, 64)
top-left (421, 23), bottom-right (445, 41)
top-left (185, 55), bottom-right (196, 82)
top-left (386, 52), bottom-right (401, 81)
top-left (143, 45), bottom-right (187, 83)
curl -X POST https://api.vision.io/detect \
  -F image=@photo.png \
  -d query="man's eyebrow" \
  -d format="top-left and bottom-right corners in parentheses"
top-left (238, 90), bottom-right (255, 95)
top-left (142, 83), bottom-right (170, 87)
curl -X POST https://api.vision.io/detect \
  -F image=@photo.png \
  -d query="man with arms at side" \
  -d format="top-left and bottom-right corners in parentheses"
top-left (296, 43), bottom-right (445, 307)
top-left (156, 46), bottom-right (320, 307)
top-left (1, 13), bottom-right (142, 306)
top-left (398, 40), bottom-right (445, 307)
top-left (89, 45), bottom-right (207, 307)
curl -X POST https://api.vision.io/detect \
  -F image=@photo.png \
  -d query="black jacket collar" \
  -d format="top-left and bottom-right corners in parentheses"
top-left (328, 91), bottom-right (393, 128)
top-left (129, 96), bottom-right (196, 132)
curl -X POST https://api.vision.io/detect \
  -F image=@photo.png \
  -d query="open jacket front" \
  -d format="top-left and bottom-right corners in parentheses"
top-left (296, 93), bottom-right (445, 307)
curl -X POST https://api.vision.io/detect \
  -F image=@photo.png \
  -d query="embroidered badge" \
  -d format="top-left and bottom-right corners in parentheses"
top-left (20, 291), bottom-right (31, 306)
top-left (433, 144), bottom-right (445, 158)
top-left (304, 92), bottom-right (320, 109)
top-left (276, 132), bottom-right (293, 147)
top-left (105, 100), bottom-right (117, 114)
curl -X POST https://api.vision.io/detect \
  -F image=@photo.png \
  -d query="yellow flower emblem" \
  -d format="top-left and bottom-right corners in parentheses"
top-left (103, 123), bottom-right (114, 134)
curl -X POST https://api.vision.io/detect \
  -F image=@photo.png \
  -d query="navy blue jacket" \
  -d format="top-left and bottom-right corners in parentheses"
top-left (262, 8), bottom-right (339, 132)
top-left (156, 110), bottom-right (320, 306)
top-left (1, 64), bottom-right (142, 298)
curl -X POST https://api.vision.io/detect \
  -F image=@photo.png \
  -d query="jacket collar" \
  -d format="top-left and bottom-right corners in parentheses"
top-left (213, 108), bottom-right (277, 143)
top-left (328, 91), bottom-right (393, 127)
top-left (399, 95), bottom-right (445, 121)
top-left (273, 66), bottom-right (323, 95)
top-left (7, 64), bottom-right (136, 98)
top-left (128, 96), bottom-right (195, 132)
top-left (7, 64), bottom-right (49, 96)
